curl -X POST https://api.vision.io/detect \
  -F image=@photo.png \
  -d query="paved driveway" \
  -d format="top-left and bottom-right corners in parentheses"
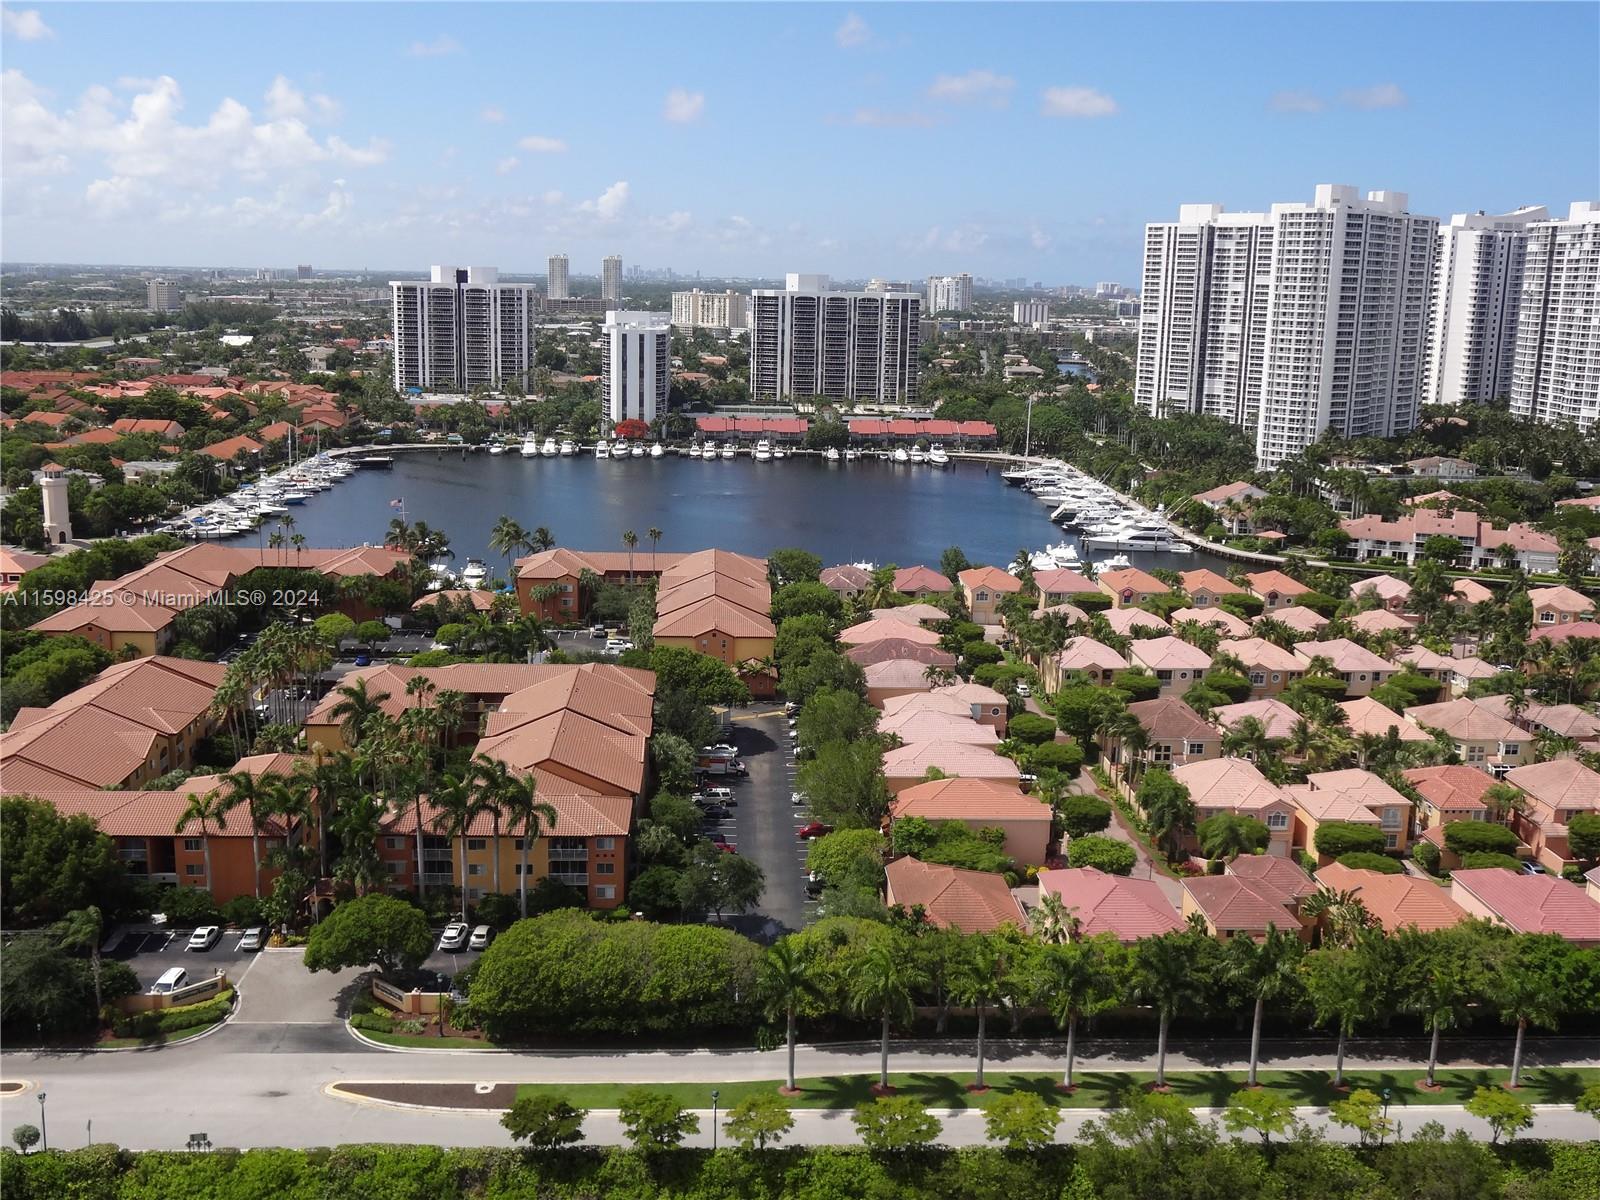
top-left (232, 948), bottom-right (365, 1025)
top-left (720, 707), bottom-right (808, 940)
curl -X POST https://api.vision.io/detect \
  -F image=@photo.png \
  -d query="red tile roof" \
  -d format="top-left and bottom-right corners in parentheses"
top-left (1036, 867), bottom-right (1183, 941)
top-left (892, 566), bottom-right (953, 593)
top-left (885, 856), bottom-right (1026, 932)
top-left (1314, 864), bottom-right (1468, 933)
top-left (1449, 870), bottom-right (1600, 940)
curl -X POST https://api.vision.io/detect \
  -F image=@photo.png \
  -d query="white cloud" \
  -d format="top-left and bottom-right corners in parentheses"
top-left (835, 12), bottom-right (869, 48)
top-left (407, 34), bottom-right (462, 57)
top-left (831, 107), bottom-right (936, 128)
top-left (1269, 90), bottom-right (1326, 114)
top-left (663, 88), bottom-right (705, 123)
top-left (928, 69), bottom-right (1014, 107)
top-left (542, 189), bottom-right (564, 206)
top-left (495, 156), bottom-right (519, 175)
top-left (480, 105), bottom-right (505, 124)
top-left (576, 180), bottom-right (629, 221)
top-left (517, 134), bottom-right (566, 153)
top-left (2, 8), bottom-right (53, 41)
top-left (1030, 226), bottom-right (1053, 252)
top-left (264, 75), bottom-right (340, 123)
top-left (1040, 86), bottom-right (1118, 118)
top-left (1341, 82), bottom-right (1408, 110)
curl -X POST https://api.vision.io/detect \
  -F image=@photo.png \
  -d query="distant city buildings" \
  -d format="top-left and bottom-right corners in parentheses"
top-left (389, 265), bottom-right (534, 392)
top-left (750, 274), bottom-right (921, 404)
top-left (601, 255), bottom-right (623, 304)
top-left (671, 288), bottom-right (749, 330)
top-left (1425, 206), bottom-right (1548, 407)
top-left (1013, 299), bottom-right (1051, 326)
top-left (146, 279), bottom-right (182, 312)
top-left (601, 310), bottom-right (671, 428)
top-left (925, 273), bottom-right (973, 314)
top-left (547, 253), bottom-right (570, 299)
top-left (296, 264), bottom-right (313, 280)
top-left (1510, 202), bottom-right (1600, 430)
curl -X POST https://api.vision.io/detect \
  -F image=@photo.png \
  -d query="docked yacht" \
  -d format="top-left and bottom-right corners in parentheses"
top-left (824, 447), bottom-right (840, 462)
top-left (630, 443), bottom-right (645, 458)
top-left (1097, 553), bottom-right (1133, 571)
top-left (909, 447), bottom-right (927, 464)
top-left (649, 443), bottom-right (664, 458)
top-left (520, 434), bottom-right (539, 458)
top-left (1081, 517), bottom-right (1193, 554)
top-left (282, 490), bottom-right (310, 505)
top-left (719, 443), bottom-right (736, 459)
top-left (1027, 541), bottom-right (1081, 570)
top-left (541, 437), bottom-right (559, 457)
top-left (753, 440), bottom-right (773, 462)
top-left (928, 444), bottom-right (950, 466)
top-left (488, 442), bottom-right (505, 456)
top-left (461, 558), bottom-right (489, 588)
top-left (892, 447), bottom-right (910, 463)
top-left (844, 448), bottom-right (861, 462)
top-left (559, 439), bottom-right (577, 456)
top-left (594, 439), bottom-right (610, 458)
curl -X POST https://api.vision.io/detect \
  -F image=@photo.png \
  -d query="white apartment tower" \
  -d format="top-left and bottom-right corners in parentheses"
top-left (1510, 201), bottom-right (1600, 429)
top-left (671, 289), bottom-right (749, 330)
top-left (926, 273), bottom-right (973, 313)
top-left (750, 274), bottom-right (921, 404)
top-left (1013, 299), bottom-right (1052, 326)
top-left (547, 254), bottom-right (570, 299)
top-left (1424, 206), bottom-right (1548, 407)
top-left (601, 310), bottom-right (671, 428)
top-left (389, 265), bottom-right (534, 393)
top-left (601, 255), bottom-right (623, 304)
top-left (147, 279), bottom-right (183, 312)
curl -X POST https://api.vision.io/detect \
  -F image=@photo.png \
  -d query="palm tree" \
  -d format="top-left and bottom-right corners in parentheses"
top-left (1401, 929), bottom-right (1479, 1089)
top-left (953, 936), bottom-right (1008, 1089)
top-left (1225, 926), bottom-right (1303, 1087)
top-left (268, 530), bottom-right (286, 565)
top-left (1254, 616), bottom-right (1298, 650)
top-left (211, 769), bottom-right (271, 898)
top-left (431, 772), bottom-right (477, 922)
top-left (646, 526), bottom-right (663, 574)
top-left (478, 756), bottom-right (557, 918)
top-left (622, 529), bottom-right (638, 584)
top-left (848, 939), bottom-right (928, 1091)
top-left (175, 790), bottom-right (229, 894)
top-left (290, 533), bottom-right (306, 567)
top-left (489, 515), bottom-right (529, 577)
top-left (329, 678), bottom-right (391, 748)
top-left (1300, 945), bottom-right (1377, 1087)
top-left (1221, 715), bottom-right (1274, 764)
top-left (1300, 888), bottom-right (1374, 949)
top-left (1131, 931), bottom-right (1207, 1087)
top-left (1030, 891), bottom-right (1081, 945)
top-left (53, 906), bottom-right (106, 1014)
top-left (1037, 939), bottom-right (1111, 1090)
top-left (529, 525), bottom-right (556, 552)
top-left (759, 942), bottom-right (823, 1092)
top-left (1489, 938), bottom-right (1567, 1089)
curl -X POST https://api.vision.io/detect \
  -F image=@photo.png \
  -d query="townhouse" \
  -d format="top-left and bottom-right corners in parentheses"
top-left (1170, 757), bottom-right (1297, 857)
top-left (1127, 636), bottom-right (1212, 696)
top-left (1476, 694), bottom-right (1600, 752)
top-left (1103, 607), bottom-right (1172, 639)
top-left (839, 617), bottom-right (942, 648)
top-left (1220, 636), bottom-right (1304, 698)
top-left (653, 550), bottom-right (775, 694)
top-left (1098, 567), bottom-right (1170, 609)
top-left (1181, 856), bottom-right (1314, 940)
top-left (1033, 568), bottom-right (1101, 609)
top-left (1043, 636), bottom-right (1128, 692)
top-left (1178, 569), bottom-right (1245, 608)
top-left (1034, 867), bottom-right (1183, 942)
top-left (958, 566), bottom-right (1022, 625)
top-left (1339, 696), bottom-right (1432, 747)
top-left (881, 740), bottom-right (1022, 795)
top-left (1243, 570), bottom-right (1311, 613)
top-left (877, 708), bottom-right (1001, 746)
top-left (1255, 605), bottom-right (1328, 638)
top-left (888, 778), bottom-right (1053, 867)
top-left (1313, 863), bottom-right (1468, 934)
top-left (819, 564), bottom-right (871, 603)
top-left (862, 659), bottom-right (939, 707)
top-left (1119, 697), bottom-right (1222, 775)
top-left (1528, 585), bottom-right (1596, 627)
top-left (1499, 758), bottom-right (1600, 872)
top-left (879, 685), bottom-right (1008, 734)
top-left (1291, 639), bottom-right (1399, 697)
top-left (1172, 607), bottom-right (1251, 637)
top-left (892, 566), bottom-right (953, 599)
top-left (1340, 511), bottom-right (1560, 572)
top-left (1287, 768), bottom-right (1413, 854)
top-left (884, 857), bottom-right (1028, 933)
top-left (515, 547), bottom-right (691, 620)
top-left (1211, 698), bottom-right (1300, 743)
top-left (1403, 764), bottom-right (1496, 830)
top-left (1448, 868), bottom-right (1600, 947)
top-left (1404, 698), bottom-right (1526, 775)
top-left (1350, 574), bottom-right (1413, 613)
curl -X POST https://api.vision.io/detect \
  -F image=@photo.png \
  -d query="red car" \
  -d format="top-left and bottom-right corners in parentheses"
top-left (796, 821), bottom-right (834, 840)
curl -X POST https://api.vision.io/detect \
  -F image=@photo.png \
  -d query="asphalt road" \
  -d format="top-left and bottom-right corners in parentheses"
top-left (720, 707), bottom-right (808, 941)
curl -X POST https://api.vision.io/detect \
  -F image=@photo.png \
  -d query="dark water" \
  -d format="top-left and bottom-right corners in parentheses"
top-left (238, 452), bottom-right (1230, 574)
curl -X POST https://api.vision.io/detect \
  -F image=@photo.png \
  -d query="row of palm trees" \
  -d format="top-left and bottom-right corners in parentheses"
top-left (208, 621), bottom-right (337, 757)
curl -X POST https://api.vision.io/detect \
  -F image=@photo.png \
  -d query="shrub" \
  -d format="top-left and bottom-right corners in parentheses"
top-left (1007, 713), bottom-right (1058, 746)
top-left (1570, 811), bottom-right (1600, 863)
top-left (1029, 741), bottom-right (1084, 776)
top-left (112, 989), bottom-right (233, 1038)
top-left (349, 1010), bottom-right (396, 1033)
top-left (220, 895), bottom-right (263, 927)
top-left (1460, 852), bottom-right (1522, 871)
top-left (1337, 852), bottom-right (1402, 874)
top-left (502, 1095), bottom-right (588, 1149)
top-left (852, 1095), bottom-right (942, 1153)
top-left (1203, 670), bottom-right (1253, 704)
top-left (1412, 841), bottom-right (1441, 874)
top-left (1313, 821), bottom-right (1385, 859)
top-left (154, 886), bottom-right (220, 926)
top-left (471, 892), bottom-right (520, 928)
top-left (1067, 835), bottom-right (1136, 875)
top-left (1057, 794), bottom-right (1112, 839)
top-left (1111, 670), bottom-right (1160, 702)
top-left (1444, 822), bottom-right (1521, 856)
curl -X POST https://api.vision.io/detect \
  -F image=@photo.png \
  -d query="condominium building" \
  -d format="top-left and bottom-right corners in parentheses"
top-left (750, 274), bottom-right (921, 403)
top-left (671, 288), bottom-right (749, 330)
top-left (389, 265), bottom-right (534, 392)
top-left (601, 255), bottom-right (623, 304)
top-left (1013, 299), bottom-right (1052, 326)
top-left (926, 273), bottom-right (973, 314)
top-left (1510, 201), bottom-right (1600, 430)
top-left (547, 253), bottom-right (570, 299)
top-left (1424, 207), bottom-right (1549, 407)
top-left (147, 279), bottom-right (183, 312)
top-left (601, 310), bottom-right (671, 427)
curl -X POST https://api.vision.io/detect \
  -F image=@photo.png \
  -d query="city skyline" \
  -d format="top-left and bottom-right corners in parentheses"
top-left (3, 2), bottom-right (1596, 280)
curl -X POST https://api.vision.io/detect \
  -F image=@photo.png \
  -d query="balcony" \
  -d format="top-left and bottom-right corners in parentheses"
top-left (548, 848), bottom-right (588, 862)
top-left (549, 872), bottom-right (588, 887)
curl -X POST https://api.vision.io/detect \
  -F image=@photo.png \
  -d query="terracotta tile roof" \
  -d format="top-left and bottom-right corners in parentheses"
top-left (478, 708), bottom-right (647, 794)
top-left (1034, 568), bottom-right (1099, 595)
top-left (1179, 569), bottom-right (1244, 596)
top-left (1244, 570), bottom-right (1312, 598)
top-left (1211, 699), bottom-right (1300, 740)
top-left (1171, 607), bottom-right (1251, 637)
top-left (0, 547), bottom-right (49, 577)
top-left (839, 617), bottom-right (941, 647)
top-left (872, 603), bottom-right (947, 625)
top-left (1351, 609), bottom-right (1416, 636)
top-left (1036, 867), bottom-right (1182, 942)
top-left (1260, 606), bottom-right (1328, 634)
top-left (1129, 636), bottom-right (1212, 672)
top-left (412, 588), bottom-right (497, 612)
top-left (1293, 638), bottom-right (1397, 675)
top-left (883, 691), bottom-right (982, 719)
top-left (1056, 636), bottom-right (1129, 673)
top-left (1227, 854), bottom-right (1316, 901)
top-left (885, 857), bottom-right (1026, 932)
top-left (200, 434), bottom-right (264, 460)
top-left (1284, 783), bottom-right (1381, 825)
top-left (846, 639), bottom-right (956, 667)
top-left (1103, 607), bottom-right (1171, 636)
top-left (1351, 575), bottom-right (1412, 603)
top-left (1406, 698), bottom-right (1522, 742)
top-left (0, 788), bottom-right (284, 838)
top-left (653, 596), bottom-right (775, 639)
top-left (820, 564), bottom-right (871, 590)
top-left (1314, 864), bottom-right (1468, 933)
top-left (1529, 585), bottom-right (1595, 614)
top-left (1340, 696), bottom-right (1431, 741)
top-left (1193, 481), bottom-right (1265, 504)
top-left (660, 548), bottom-right (767, 588)
top-left (655, 571), bottom-right (772, 618)
top-left (1171, 758), bottom-right (1293, 814)
top-left (491, 670), bottom-right (654, 738)
top-left (1402, 765), bottom-right (1495, 814)
top-left (877, 710), bottom-right (1000, 745)
top-left (1530, 620), bottom-right (1600, 645)
top-left (515, 548), bottom-right (690, 580)
top-left (1040, 603), bottom-right (1089, 623)
top-left (892, 566), bottom-right (953, 593)
top-left (1128, 696), bottom-right (1215, 741)
top-left (1220, 637), bottom-right (1303, 672)
top-left (1477, 698), bottom-right (1600, 741)
top-left (1449, 870), bottom-right (1600, 940)
top-left (1396, 644), bottom-right (1455, 673)
top-left (862, 659), bottom-right (936, 690)
top-left (881, 740), bottom-right (1021, 781)
top-left (958, 566), bottom-right (1022, 594)
top-left (1099, 567), bottom-right (1167, 595)
top-left (891, 778), bottom-right (1049, 824)
top-left (110, 418), bottom-right (185, 438)
top-left (307, 663), bottom-right (652, 725)
top-left (1184, 876), bottom-right (1300, 933)
top-left (30, 590), bottom-right (177, 634)
top-left (932, 682), bottom-right (1009, 708)
top-left (1448, 655), bottom-right (1502, 679)
top-left (1501, 758), bottom-right (1600, 812)
top-left (383, 778), bottom-right (633, 838)
top-left (1452, 579), bottom-right (1495, 605)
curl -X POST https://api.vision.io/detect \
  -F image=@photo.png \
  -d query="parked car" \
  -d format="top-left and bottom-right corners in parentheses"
top-left (469, 925), bottom-right (493, 950)
top-left (1520, 861), bottom-right (1546, 875)
top-left (1015, 681), bottom-right (1032, 698)
top-left (439, 922), bottom-right (469, 951)
top-left (238, 927), bottom-right (265, 952)
top-left (703, 786), bottom-right (734, 803)
top-left (790, 791), bottom-right (808, 807)
top-left (796, 821), bottom-right (834, 840)
top-left (604, 638), bottom-right (634, 654)
top-left (784, 701), bottom-right (799, 716)
top-left (707, 833), bottom-right (736, 853)
top-left (353, 653), bottom-right (371, 667)
top-left (701, 743), bottom-right (737, 757)
top-left (187, 926), bottom-right (221, 952)
top-left (725, 759), bottom-right (749, 777)
top-left (589, 624), bottom-right (607, 637)
top-left (701, 803), bottom-right (732, 820)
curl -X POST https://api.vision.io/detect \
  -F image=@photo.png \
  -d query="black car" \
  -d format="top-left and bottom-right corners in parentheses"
top-left (701, 803), bottom-right (731, 820)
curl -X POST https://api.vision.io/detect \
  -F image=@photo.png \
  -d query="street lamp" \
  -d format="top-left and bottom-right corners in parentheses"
top-left (710, 1090), bottom-right (720, 1151)
top-left (37, 1092), bottom-right (46, 1152)
top-left (1380, 1088), bottom-right (1391, 1145)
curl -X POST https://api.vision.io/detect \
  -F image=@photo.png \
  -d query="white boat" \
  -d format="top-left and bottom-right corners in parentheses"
top-left (559, 439), bottom-right (576, 456)
top-left (824, 447), bottom-right (841, 462)
top-left (892, 447), bottom-right (910, 463)
top-left (702, 444), bottom-right (717, 459)
top-left (283, 490), bottom-right (309, 505)
top-left (461, 558), bottom-right (489, 588)
top-left (649, 443), bottom-right (664, 458)
top-left (909, 447), bottom-right (927, 464)
top-left (754, 440), bottom-right (773, 462)
top-left (425, 561), bottom-right (457, 592)
top-left (594, 439), bottom-right (610, 459)
top-left (630, 443), bottom-right (645, 458)
top-left (844, 448), bottom-right (860, 461)
top-left (928, 444), bottom-right (950, 466)
top-left (719, 443), bottom-right (736, 460)
top-left (773, 446), bottom-right (787, 459)
top-left (1098, 553), bottom-right (1133, 571)
top-left (541, 437), bottom-right (558, 457)
top-left (520, 434), bottom-right (539, 458)
top-left (488, 443), bottom-right (505, 456)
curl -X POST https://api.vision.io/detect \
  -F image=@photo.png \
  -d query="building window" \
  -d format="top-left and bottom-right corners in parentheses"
top-left (467, 838), bottom-right (486, 852)
top-left (1503, 743), bottom-right (1520, 757)
top-left (1250, 672), bottom-right (1266, 686)
top-left (596, 885), bottom-right (616, 900)
top-left (385, 861), bottom-right (405, 875)
top-left (384, 837), bottom-right (403, 851)
top-left (1151, 743), bottom-right (1173, 763)
top-left (1380, 807), bottom-right (1400, 829)
top-left (1187, 742), bottom-right (1206, 757)
top-left (183, 838), bottom-right (203, 852)
top-left (468, 864), bottom-right (484, 877)
top-left (595, 862), bottom-right (615, 876)
top-left (976, 590), bottom-right (989, 601)
top-left (1385, 833), bottom-right (1399, 849)
top-left (595, 837), bottom-right (615, 851)
top-left (185, 864), bottom-right (204, 877)
top-left (1266, 812), bottom-right (1289, 830)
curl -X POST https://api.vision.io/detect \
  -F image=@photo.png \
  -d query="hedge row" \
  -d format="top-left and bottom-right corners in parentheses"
top-left (110, 989), bottom-right (232, 1039)
top-left (2, 1137), bottom-right (1596, 1200)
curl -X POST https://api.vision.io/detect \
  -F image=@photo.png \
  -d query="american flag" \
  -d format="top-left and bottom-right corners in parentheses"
top-left (389, 498), bottom-right (404, 509)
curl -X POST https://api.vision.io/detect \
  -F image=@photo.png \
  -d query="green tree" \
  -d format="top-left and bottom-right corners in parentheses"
top-left (983, 1090), bottom-right (1060, 1151)
top-left (723, 1092), bottom-right (795, 1150)
top-left (1225, 925), bottom-right (1303, 1087)
top-left (806, 828), bottom-right (887, 893)
top-left (0, 797), bottom-right (126, 928)
top-left (1057, 794), bottom-right (1112, 839)
top-left (1488, 934), bottom-right (1576, 1088)
top-left (1313, 821), bottom-right (1387, 859)
top-left (1300, 946), bottom-right (1378, 1087)
top-left (1132, 931), bottom-right (1209, 1088)
top-left (501, 1095), bottom-right (587, 1149)
top-left (174, 788), bottom-right (228, 897)
top-left (303, 893), bottom-right (432, 977)
top-left (1067, 835), bottom-right (1136, 875)
top-left (797, 739), bottom-right (889, 828)
top-left (1464, 1085), bottom-right (1533, 1143)
top-left (1037, 938), bottom-right (1115, 1090)
top-left (1197, 812), bottom-right (1270, 861)
top-left (1135, 769), bottom-right (1196, 862)
top-left (1221, 1088), bottom-right (1296, 1144)
top-left (852, 1095), bottom-right (942, 1153)
top-left (51, 905), bottom-right (106, 1015)
top-left (617, 1088), bottom-right (699, 1151)
top-left (848, 937), bottom-right (928, 1090)
top-left (1401, 928), bottom-right (1482, 1089)
top-left (1328, 1088), bottom-right (1389, 1147)
top-left (952, 935), bottom-right (1009, 1089)
top-left (11, 1124), bottom-right (40, 1154)
top-left (771, 581), bottom-right (844, 623)
top-left (767, 547), bottom-right (823, 586)
top-left (1568, 812), bottom-right (1600, 863)
top-left (1576, 1081), bottom-right (1600, 1125)
top-left (678, 842), bottom-right (765, 919)
top-left (760, 941), bottom-right (824, 1093)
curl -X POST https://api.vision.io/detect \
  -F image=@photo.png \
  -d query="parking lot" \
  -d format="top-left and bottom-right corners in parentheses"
top-left (107, 926), bottom-right (263, 992)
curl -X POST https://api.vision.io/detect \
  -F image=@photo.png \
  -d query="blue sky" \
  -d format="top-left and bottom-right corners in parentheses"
top-left (3, 2), bottom-right (1596, 283)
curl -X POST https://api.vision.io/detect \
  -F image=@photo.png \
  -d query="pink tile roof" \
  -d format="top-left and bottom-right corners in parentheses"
top-left (932, 682), bottom-right (1008, 708)
top-left (892, 565), bottom-right (953, 593)
top-left (877, 710), bottom-right (1000, 745)
top-left (862, 658), bottom-right (937, 690)
top-left (1528, 585), bottom-right (1595, 614)
top-left (1179, 569), bottom-right (1244, 596)
top-left (1129, 636), bottom-right (1212, 672)
top-left (1350, 609), bottom-right (1417, 636)
top-left (846, 639), bottom-right (957, 667)
top-left (1127, 696), bottom-right (1216, 741)
top-left (820, 564), bottom-right (871, 590)
top-left (885, 857), bottom-right (1026, 932)
top-left (1244, 570), bottom-right (1311, 598)
top-left (1036, 867), bottom-right (1183, 942)
top-left (1530, 620), bottom-right (1600, 645)
top-left (1193, 481), bottom-right (1265, 504)
top-left (1171, 758), bottom-right (1293, 814)
top-left (1220, 637), bottom-right (1304, 673)
top-left (840, 617), bottom-right (941, 647)
top-left (958, 566), bottom-right (1023, 594)
top-left (881, 740), bottom-right (1021, 782)
top-left (1103, 607), bottom-right (1171, 636)
top-left (1396, 644), bottom-right (1455, 673)
top-left (1227, 854), bottom-right (1316, 902)
top-left (1340, 696), bottom-right (1431, 741)
top-left (872, 603), bottom-right (947, 625)
top-left (1211, 698), bottom-right (1300, 740)
top-left (1314, 864), bottom-right (1468, 933)
top-left (1034, 568), bottom-right (1099, 595)
top-left (1056, 636), bottom-right (1129, 673)
top-left (1292, 638), bottom-right (1397, 675)
top-left (1351, 574), bottom-right (1413, 602)
top-left (1099, 567), bottom-right (1168, 595)
top-left (1449, 870), bottom-right (1600, 940)
top-left (1172, 608), bottom-right (1251, 637)
top-left (1260, 606), bottom-right (1328, 634)
top-left (1501, 758), bottom-right (1600, 813)
top-left (891, 778), bottom-right (1050, 825)
top-left (1405, 698), bottom-right (1522, 742)
top-left (653, 597), bottom-right (775, 639)
top-left (1183, 876), bottom-right (1299, 933)
top-left (1402, 765), bottom-right (1495, 814)
top-left (1452, 579), bottom-right (1496, 605)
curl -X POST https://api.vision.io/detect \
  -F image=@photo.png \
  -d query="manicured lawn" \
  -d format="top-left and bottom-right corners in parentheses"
top-left (358, 1029), bottom-right (492, 1050)
top-left (513, 1067), bottom-right (1600, 1111)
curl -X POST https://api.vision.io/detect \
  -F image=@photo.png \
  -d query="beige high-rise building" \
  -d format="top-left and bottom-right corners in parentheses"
top-left (547, 254), bottom-right (570, 299)
top-left (750, 274), bottom-right (921, 403)
top-left (670, 289), bottom-right (749, 330)
top-left (147, 279), bottom-right (183, 312)
top-left (390, 265), bottom-right (534, 392)
top-left (601, 255), bottom-right (622, 304)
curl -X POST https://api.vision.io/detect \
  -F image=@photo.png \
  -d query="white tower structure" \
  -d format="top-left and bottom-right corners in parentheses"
top-left (41, 462), bottom-right (72, 546)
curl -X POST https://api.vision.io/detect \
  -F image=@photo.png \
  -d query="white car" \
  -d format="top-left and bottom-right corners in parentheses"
top-left (469, 925), bottom-right (493, 950)
top-left (187, 926), bottom-right (221, 951)
top-left (238, 927), bottom-right (265, 952)
top-left (439, 922), bottom-right (470, 951)
top-left (604, 638), bottom-right (634, 654)
top-left (790, 791), bottom-right (808, 807)
top-left (1015, 682), bottom-right (1032, 698)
